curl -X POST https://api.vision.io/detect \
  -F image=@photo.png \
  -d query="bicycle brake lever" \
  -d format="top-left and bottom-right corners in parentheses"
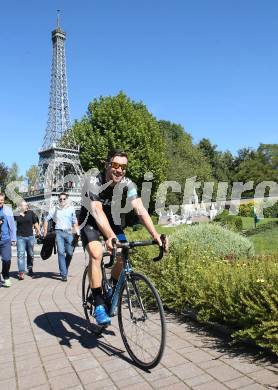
top-left (104, 238), bottom-right (118, 268)
top-left (153, 234), bottom-right (166, 262)
top-left (112, 238), bottom-right (117, 260)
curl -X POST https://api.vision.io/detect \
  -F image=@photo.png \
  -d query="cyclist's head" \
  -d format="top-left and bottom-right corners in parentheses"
top-left (105, 149), bottom-right (128, 184)
top-left (106, 149), bottom-right (128, 163)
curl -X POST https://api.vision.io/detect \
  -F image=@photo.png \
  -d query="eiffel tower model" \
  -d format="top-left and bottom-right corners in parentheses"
top-left (26, 15), bottom-right (83, 216)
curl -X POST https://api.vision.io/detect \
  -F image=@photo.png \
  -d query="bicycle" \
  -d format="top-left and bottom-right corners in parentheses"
top-left (82, 234), bottom-right (167, 369)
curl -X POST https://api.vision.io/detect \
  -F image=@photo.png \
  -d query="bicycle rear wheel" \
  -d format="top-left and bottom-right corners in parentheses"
top-left (118, 272), bottom-right (166, 369)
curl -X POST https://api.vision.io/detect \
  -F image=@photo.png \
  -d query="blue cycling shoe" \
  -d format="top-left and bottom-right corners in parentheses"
top-left (94, 305), bottom-right (111, 326)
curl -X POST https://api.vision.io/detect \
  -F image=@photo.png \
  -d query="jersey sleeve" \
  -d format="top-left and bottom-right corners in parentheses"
top-left (88, 175), bottom-right (102, 202)
top-left (126, 180), bottom-right (139, 201)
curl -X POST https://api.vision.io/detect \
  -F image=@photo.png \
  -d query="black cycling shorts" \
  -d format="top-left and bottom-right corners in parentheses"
top-left (81, 224), bottom-right (127, 248)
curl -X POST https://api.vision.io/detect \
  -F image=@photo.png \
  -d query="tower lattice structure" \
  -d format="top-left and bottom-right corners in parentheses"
top-left (26, 17), bottom-right (83, 214)
top-left (42, 25), bottom-right (72, 150)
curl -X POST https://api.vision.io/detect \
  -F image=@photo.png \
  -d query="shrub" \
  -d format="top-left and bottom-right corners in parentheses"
top-left (128, 229), bottom-right (278, 356)
top-left (264, 201), bottom-right (278, 218)
top-left (169, 223), bottom-right (253, 259)
top-left (234, 217), bottom-right (243, 231)
top-left (132, 223), bottom-right (143, 231)
top-left (239, 202), bottom-right (254, 217)
top-left (214, 210), bottom-right (243, 232)
top-left (214, 209), bottom-right (229, 222)
top-left (150, 214), bottom-right (159, 225)
top-left (224, 215), bottom-right (243, 232)
top-left (126, 225), bottom-right (278, 356)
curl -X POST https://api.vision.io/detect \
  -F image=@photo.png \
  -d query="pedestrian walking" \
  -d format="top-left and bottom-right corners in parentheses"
top-left (14, 201), bottom-right (40, 279)
top-left (0, 193), bottom-right (16, 287)
top-left (43, 193), bottom-right (79, 281)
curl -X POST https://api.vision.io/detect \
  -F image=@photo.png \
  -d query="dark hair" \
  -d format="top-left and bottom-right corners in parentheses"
top-left (106, 149), bottom-right (128, 163)
top-left (59, 192), bottom-right (68, 199)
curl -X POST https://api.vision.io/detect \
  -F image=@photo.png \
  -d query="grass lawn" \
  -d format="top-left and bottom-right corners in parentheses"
top-left (240, 217), bottom-right (278, 254)
top-left (249, 227), bottom-right (278, 254)
top-left (241, 217), bottom-right (278, 230)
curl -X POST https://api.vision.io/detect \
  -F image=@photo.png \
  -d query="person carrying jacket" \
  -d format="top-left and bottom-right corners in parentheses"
top-left (43, 193), bottom-right (79, 281)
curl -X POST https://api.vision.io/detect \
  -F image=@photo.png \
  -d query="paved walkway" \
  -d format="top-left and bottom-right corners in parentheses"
top-left (0, 250), bottom-right (277, 390)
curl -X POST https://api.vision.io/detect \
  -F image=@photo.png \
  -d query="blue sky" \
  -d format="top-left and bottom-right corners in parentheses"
top-left (1, 0), bottom-right (277, 176)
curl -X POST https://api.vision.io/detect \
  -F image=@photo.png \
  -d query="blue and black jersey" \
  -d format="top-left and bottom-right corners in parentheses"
top-left (79, 171), bottom-right (139, 230)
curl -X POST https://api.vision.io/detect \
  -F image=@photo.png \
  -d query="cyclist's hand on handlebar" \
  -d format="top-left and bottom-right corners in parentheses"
top-left (152, 233), bottom-right (169, 254)
top-left (152, 232), bottom-right (162, 246)
top-left (161, 235), bottom-right (169, 254)
top-left (105, 235), bottom-right (117, 254)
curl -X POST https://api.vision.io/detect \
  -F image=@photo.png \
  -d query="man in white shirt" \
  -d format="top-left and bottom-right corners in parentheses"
top-left (43, 193), bottom-right (79, 281)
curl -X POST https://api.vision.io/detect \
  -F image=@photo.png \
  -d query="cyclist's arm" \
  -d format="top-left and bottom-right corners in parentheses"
top-left (90, 200), bottom-right (116, 240)
top-left (131, 198), bottom-right (161, 245)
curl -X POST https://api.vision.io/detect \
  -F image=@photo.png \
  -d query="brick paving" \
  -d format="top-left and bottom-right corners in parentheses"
top-left (0, 249), bottom-right (277, 390)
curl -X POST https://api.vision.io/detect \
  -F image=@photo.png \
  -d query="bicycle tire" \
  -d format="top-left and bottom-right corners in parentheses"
top-left (118, 272), bottom-right (166, 369)
top-left (82, 265), bottom-right (92, 321)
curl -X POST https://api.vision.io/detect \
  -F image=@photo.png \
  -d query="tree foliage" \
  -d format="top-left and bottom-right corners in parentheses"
top-left (69, 92), bottom-right (277, 211)
top-left (159, 121), bottom-right (213, 205)
top-left (0, 162), bottom-right (9, 191)
top-left (159, 122), bottom-right (213, 181)
top-left (7, 162), bottom-right (23, 183)
top-left (198, 138), bottom-right (233, 182)
top-left (26, 165), bottom-right (40, 192)
top-left (71, 92), bottom-right (167, 208)
top-left (233, 145), bottom-right (277, 185)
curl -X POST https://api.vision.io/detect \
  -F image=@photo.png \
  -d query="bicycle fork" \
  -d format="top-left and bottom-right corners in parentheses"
top-left (121, 273), bottom-right (147, 324)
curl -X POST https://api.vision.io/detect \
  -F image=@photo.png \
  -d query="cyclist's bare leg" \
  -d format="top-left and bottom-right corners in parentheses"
top-left (85, 240), bottom-right (111, 326)
top-left (86, 241), bottom-right (103, 288)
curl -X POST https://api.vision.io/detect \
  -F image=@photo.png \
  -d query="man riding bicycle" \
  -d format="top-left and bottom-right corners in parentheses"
top-left (78, 149), bottom-right (167, 326)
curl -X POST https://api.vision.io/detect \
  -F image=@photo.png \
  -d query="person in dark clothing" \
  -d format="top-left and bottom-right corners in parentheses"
top-left (15, 201), bottom-right (40, 279)
top-left (0, 193), bottom-right (16, 287)
top-left (78, 149), bottom-right (168, 326)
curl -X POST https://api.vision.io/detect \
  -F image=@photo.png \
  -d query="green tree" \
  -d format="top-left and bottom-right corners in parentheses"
top-left (4, 163), bottom-right (25, 205)
top-left (0, 162), bottom-right (9, 191)
top-left (233, 146), bottom-right (277, 185)
top-left (158, 121), bottom-right (213, 206)
top-left (198, 138), bottom-right (234, 182)
top-left (6, 162), bottom-right (23, 183)
top-left (71, 92), bottom-right (167, 210)
top-left (26, 165), bottom-right (40, 192)
top-left (257, 144), bottom-right (278, 178)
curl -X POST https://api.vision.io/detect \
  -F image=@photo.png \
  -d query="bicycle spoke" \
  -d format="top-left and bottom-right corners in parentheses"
top-left (118, 272), bottom-right (166, 369)
top-left (82, 266), bottom-right (94, 322)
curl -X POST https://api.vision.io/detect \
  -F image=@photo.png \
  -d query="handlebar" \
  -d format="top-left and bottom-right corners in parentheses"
top-left (104, 234), bottom-right (167, 268)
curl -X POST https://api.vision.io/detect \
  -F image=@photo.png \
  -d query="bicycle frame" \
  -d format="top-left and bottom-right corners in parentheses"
top-left (100, 235), bottom-right (166, 317)
top-left (107, 246), bottom-right (132, 317)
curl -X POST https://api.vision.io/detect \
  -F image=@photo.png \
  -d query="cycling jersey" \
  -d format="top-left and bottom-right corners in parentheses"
top-left (79, 171), bottom-right (139, 232)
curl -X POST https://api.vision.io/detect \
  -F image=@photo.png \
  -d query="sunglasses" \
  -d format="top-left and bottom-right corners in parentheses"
top-left (110, 162), bottom-right (127, 171)
top-left (59, 197), bottom-right (67, 201)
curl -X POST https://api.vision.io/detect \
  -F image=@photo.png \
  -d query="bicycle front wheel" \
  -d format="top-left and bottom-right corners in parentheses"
top-left (118, 272), bottom-right (166, 369)
top-left (82, 265), bottom-right (93, 322)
